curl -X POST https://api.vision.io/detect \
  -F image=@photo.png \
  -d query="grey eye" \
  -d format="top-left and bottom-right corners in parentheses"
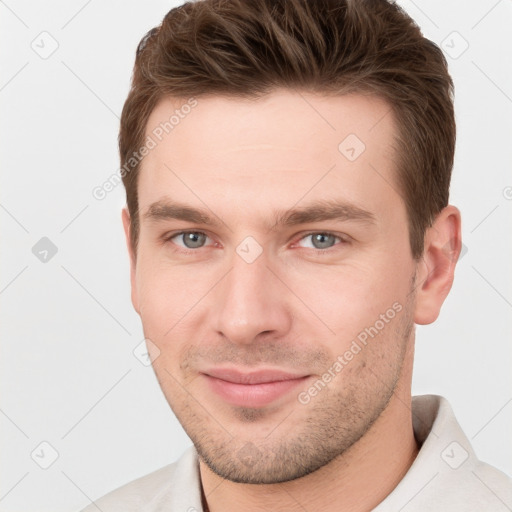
top-left (181, 232), bottom-right (207, 249)
top-left (309, 233), bottom-right (337, 249)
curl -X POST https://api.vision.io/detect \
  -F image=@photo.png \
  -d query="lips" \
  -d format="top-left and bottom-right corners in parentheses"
top-left (202, 368), bottom-right (310, 408)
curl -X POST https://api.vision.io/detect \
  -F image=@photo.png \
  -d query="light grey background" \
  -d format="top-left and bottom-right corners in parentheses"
top-left (1, 1), bottom-right (511, 511)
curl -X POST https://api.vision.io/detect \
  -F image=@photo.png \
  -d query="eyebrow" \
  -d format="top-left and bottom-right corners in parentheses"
top-left (142, 198), bottom-right (376, 230)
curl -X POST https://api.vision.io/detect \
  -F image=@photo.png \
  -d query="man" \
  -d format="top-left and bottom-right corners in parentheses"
top-left (82, 0), bottom-right (512, 510)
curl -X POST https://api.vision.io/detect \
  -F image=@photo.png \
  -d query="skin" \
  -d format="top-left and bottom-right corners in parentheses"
top-left (122, 90), bottom-right (461, 512)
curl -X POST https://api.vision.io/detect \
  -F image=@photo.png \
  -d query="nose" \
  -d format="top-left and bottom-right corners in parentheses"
top-left (211, 249), bottom-right (293, 346)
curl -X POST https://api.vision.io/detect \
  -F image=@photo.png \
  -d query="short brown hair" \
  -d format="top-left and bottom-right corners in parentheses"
top-left (119, 0), bottom-right (455, 259)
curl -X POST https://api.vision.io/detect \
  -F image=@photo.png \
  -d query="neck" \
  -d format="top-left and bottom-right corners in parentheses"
top-left (200, 345), bottom-right (418, 512)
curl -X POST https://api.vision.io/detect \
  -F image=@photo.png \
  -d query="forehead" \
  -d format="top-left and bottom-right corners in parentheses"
top-left (138, 90), bottom-right (402, 226)
top-left (145, 89), bottom-right (395, 155)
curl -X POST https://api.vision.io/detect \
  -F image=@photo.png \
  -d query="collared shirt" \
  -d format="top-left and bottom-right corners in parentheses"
top-left (80, 395), bottom-right (512, 511)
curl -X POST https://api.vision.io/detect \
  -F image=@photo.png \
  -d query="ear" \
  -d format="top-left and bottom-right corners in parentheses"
top-left (122, 207), bottom-right (140, 314)
top-left (414, 205), bottom-right (462, 325)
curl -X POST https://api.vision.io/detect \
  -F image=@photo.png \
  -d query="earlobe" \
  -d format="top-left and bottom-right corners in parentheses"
top-left (122, 207), bottom-right (140, 314)
top-left (414, 205), bottom-right (462, 325)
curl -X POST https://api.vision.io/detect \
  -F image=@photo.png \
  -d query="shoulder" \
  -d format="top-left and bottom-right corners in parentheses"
top-left (420, 459), bottom-right (512, 511)
top-left (80, 463), bottom-right (177, 512)
top-left (79, 446), bottom-right (202, 512)
top-left (459, 459), bottom-right (512, 509)
top-left (418, 395), bottom-right (512, 509)
top-left (375, 395), bottom-right (512, 511)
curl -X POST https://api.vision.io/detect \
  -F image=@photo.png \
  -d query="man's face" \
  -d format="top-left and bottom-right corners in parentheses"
top-left (127, 90), bottom-right (419, 483)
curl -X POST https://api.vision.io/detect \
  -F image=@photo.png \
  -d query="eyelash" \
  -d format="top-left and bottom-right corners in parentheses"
top-left (162, 230), bottom-right (349, 255)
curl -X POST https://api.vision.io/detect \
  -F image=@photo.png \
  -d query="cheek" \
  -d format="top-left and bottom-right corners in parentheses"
top-left (134, 255), bottom-right (218, 366)
top-left (135, 258), bottom-right (192, 338)
top-left (285, 256), bottom-right (411, 346)
top-left (136, 248), bottom-right (209, 311)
